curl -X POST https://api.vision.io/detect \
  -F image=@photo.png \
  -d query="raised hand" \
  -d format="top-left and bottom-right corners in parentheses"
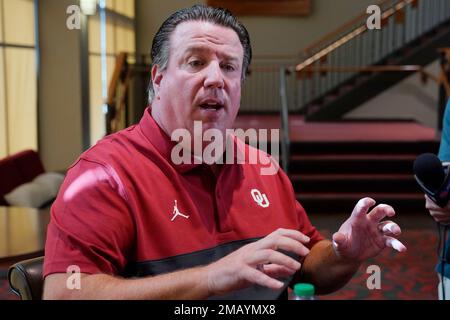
top-left (332, 197), bottom-right (407, 262)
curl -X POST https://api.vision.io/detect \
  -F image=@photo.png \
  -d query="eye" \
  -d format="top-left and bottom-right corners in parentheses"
top-left (221, 64), bottom-right (236, 72)
top-left (188, 59), bottom-right (204, 68)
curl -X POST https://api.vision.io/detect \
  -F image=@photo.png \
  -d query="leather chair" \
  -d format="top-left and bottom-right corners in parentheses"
top-left (8, 256), bottom-right (44, 300)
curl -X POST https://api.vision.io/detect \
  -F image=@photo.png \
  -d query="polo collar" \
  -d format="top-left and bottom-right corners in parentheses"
top-left (138, 107), bottom-right (240, 174)
top-left (138, 107), bottom-right (201, 173)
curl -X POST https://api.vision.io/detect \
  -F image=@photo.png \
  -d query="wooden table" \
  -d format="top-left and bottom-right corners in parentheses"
top-left (0, 206), bottom-right (50, 273)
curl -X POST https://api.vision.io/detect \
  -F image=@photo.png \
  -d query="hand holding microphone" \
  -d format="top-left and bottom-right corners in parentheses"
top-left (415, 153), bottom-right (450, 300)
top-left (425, 195), bottom-right (450, 224)
top-left (414, 153), bottom-right (450, 225)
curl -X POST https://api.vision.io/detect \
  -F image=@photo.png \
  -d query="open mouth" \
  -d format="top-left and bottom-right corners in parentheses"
top-left (199, 102), bottom-right (224, 110)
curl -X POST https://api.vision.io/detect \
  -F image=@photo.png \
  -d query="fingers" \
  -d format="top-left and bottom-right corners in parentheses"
top-left (262, 264), bottom-right (298, 278)
top-left (257, 236), bottom-right (310, 257)
top-left (332, 232), bottom-right (348, 251)
top-left (385, 236), bottom-right (407, 252)
top-left (430, 211), bottom-right (450, 224)
top-left (255, 228), bottom-right (311, 257)
top-left (271, 228), bottom-right (311, 243)
top-left (378, 221), bottom-right (401, 236)
top-left (425, 195), bottom-right (450, 222)
top-left (243, 267), bottom-right (285, 290)
top-left (351, 197), bottom-right (376, 218)
top-left (249, 249), bottom-right (302, 271)
top-left (368, 204), bottom-right (395, 223)
top-left (425, 195), bottom-right (440, 210)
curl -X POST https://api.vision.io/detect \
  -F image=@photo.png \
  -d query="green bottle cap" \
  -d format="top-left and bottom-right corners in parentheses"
top-left (293, 283), bottom-right (315, 297)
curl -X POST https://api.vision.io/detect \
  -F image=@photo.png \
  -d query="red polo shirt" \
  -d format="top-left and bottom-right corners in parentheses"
top-left (43, 108), bottom-right (323, 298)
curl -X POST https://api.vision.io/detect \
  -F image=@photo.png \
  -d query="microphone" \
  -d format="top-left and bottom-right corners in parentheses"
top-left (413, 153), bottom-right (450, 207)
top-left (414, 153), bottom-right (450, 301)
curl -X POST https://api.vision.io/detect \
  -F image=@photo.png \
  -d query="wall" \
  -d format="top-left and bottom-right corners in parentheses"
top-left (134, 0), bottom-right (443, 130)
top-left (135, 0), bottom-right (377, 57)
top-left (38, 0), bottom-right (84, 171)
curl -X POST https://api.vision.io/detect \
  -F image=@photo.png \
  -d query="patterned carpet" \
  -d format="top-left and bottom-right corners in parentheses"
top-left (0, 229), bottom-right (440, 300)
top-left (319, 229), bottom-right (439, 300)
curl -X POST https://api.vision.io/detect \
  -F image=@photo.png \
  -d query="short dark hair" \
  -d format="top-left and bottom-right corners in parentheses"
top-left (148, 4), bottom-right (252, 103)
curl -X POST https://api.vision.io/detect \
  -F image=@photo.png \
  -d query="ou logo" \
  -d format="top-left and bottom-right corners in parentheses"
top-left (251, 189), bottom-right (270, 208)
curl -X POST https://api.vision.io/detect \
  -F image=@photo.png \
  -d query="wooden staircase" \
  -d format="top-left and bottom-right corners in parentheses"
top-left (293, 0), bottom-right (450, 121)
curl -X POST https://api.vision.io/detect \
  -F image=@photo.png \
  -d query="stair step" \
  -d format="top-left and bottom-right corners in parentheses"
top-left (285, 138), bottom-right (438, 214)
top-left (290, 141), bottom-right (439, 155)
top-left (339, 84), bottom-right (354, 94)
top-left (289, 155), bottom-right (416, 174)
top-left (296, 192), bottom-right (427, 214)
top-left (290, 173), bottom-right (419, 193)
top-left (297, 192), bottom-right (424, 200)
top-left (323, 95), bottom-right (338, 104)
top-left (291, 154), bottom-right (417, 161)
top-left (291, 173), bottom-right (413, 180)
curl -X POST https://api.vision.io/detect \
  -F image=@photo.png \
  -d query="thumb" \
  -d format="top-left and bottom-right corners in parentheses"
top-left (332, 232), bottom-right (348, 252)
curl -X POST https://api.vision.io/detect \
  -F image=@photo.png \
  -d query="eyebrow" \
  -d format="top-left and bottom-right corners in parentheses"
top-left (183, 46), bottom-right (240, 63)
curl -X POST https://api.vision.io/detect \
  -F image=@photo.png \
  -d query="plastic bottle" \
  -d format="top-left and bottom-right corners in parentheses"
top-left (290, 283), bottom-right (315, 300)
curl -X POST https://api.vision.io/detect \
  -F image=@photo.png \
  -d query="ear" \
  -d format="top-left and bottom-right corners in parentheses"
top-left (151, 64), bottom-right (163, 89)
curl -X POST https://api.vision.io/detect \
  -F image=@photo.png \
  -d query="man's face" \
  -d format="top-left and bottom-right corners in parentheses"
top-left (151, 20), bottom-right (244, 142)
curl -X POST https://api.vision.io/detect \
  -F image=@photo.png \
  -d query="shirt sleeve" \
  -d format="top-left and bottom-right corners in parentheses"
top-left (439, 99), bottom-right (450, 162)
top-left (43, 158), bottom-right (135, 278)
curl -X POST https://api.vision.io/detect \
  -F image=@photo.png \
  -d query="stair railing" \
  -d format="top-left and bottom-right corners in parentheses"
top-left (279, 67), bottom-right (291, 173)
top-left (294, 0), bottom-right (450, 113)
top-left (438, 48), bottom-right (450, 97)
top-left (296, 63), bottom-right (444, 86)
top-left (106, 52), bottom-right (131, 134)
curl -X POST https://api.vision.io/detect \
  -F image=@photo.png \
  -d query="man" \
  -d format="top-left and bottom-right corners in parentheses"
top-left (425, 99), bottom-right (450, 300)
top-left (43, 5), bottom-right (406, 300)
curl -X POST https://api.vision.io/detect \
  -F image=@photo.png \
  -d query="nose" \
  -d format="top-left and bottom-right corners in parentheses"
top-left (203, 61), bottom-right (224, 89)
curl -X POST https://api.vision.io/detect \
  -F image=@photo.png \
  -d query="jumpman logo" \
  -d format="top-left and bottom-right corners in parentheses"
top-left (171, 200), bottom-right (190, 222)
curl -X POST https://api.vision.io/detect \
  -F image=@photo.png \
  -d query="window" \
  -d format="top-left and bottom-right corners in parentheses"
top-left (0, 0), bottom-right (37, 158)
top-left (88, 0), bottom-right (135, 146)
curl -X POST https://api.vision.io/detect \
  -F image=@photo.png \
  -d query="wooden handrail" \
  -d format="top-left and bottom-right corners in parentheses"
top-left (106, 52), bottom-right (131, 134)
top-left (110, 69), bottom-right (133, 133)
top-left (297, 0), bottom-right (416, 72)
top-left (297, 65), bottom-right (423, 73)
top-left (296, 64), bottom-right (440, 80)
top-left (303, 0), bottom-right (393, 54)
top-left (294, 62), bottom-right (449, 98)
top-left (107, 52), bottom-right (128, 107)
top-left (438, 48), bottom-right (450, 97)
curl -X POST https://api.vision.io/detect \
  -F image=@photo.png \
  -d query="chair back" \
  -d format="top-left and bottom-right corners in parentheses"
top-left (8, 256), bottom-right (44, 300)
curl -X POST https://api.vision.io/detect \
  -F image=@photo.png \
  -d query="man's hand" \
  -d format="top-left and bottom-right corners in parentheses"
top-left (332, 198), bottom-right (407, 262)
top-left (205, 228), bottom-right (311, 296)
top-left (44, 228), bottom-right (311, 300)
top-left (425, 195), bottom-right (450, 224)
